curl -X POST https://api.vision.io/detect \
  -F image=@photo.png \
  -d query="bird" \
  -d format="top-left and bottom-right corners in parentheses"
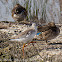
top-left (9, 23), bottom-right (37, 58)
top-left (10, 23), bottom-right (37, 42)
top-left (35, 22), bottom-right (60, 43)
top-left (12, 4), bottom-right (27, 22)
top-left (0, 22), bottom-right (37, 58)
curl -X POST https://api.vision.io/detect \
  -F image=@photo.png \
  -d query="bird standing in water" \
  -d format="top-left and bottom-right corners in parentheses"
top-left (10, 23), bottom-right (37, 58)
top-left (12, 4), bottom-right (27, 22)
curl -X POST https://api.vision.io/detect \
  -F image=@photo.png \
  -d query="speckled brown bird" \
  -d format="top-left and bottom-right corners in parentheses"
top-left (35, 22), bottom-right (60, 43)
top-left (12, 4), bottom-right (27, 22)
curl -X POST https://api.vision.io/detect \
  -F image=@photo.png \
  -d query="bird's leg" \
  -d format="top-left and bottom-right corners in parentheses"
top-left (22, 43), bottom-right (25, 59)
top-left (22, 41), bottom-right (36, 59)
top-left (22, 43), bottom-right (30, 59)
top-left (29, 41), bottom-right (36, 44)
top-left (26, 41), bottom-right (37, 47)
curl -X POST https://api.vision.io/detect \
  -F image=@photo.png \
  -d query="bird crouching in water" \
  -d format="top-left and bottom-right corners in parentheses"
top-left (12, 4), bottom-right (27, 22)
top-left (35, 22), bottom-right (60, 43)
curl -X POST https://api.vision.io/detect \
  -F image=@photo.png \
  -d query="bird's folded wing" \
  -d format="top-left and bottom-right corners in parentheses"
top-left (38, 25), bottom-right (49, 32)
top-left (11, 29), bottom-right (35, 39)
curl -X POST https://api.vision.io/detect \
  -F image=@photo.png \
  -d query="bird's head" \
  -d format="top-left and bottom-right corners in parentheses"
top-left (48, 22), bottom-right (55, 27)
top-left (31, 23), bottom-right (37, 31)
top-left (14, 4), bottom-right (25, 14)
top-left (15, 4), bottom-right (21, 8)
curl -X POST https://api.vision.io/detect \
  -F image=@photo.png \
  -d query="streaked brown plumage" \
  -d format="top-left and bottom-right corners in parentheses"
top-left (12, 4), bottom-right (27, 22)
top-left (37, 22), bottom-right (60, 43)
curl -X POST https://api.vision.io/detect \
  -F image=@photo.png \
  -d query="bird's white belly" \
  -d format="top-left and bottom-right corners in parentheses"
top-left (10, 32), bottom-right (36, 43)
top-left (10, 37), bottom-right (32, 43)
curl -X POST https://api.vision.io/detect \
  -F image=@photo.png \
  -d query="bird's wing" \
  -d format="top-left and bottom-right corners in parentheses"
top-left (11, 29), bottom-right (35, 39)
